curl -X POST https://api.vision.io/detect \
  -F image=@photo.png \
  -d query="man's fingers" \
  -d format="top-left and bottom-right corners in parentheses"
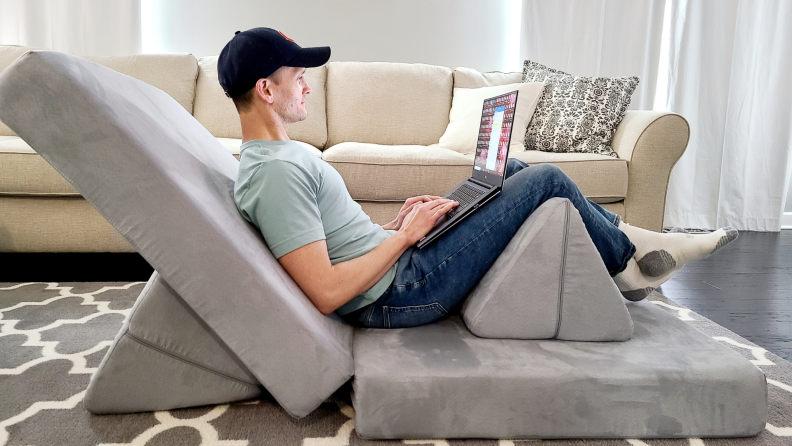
top-left (424, 199), bottom-right (453, 210)
top-left (434, 202), bottom-right (457, 217)
top-left (413, 195), bottom-right (441, 203)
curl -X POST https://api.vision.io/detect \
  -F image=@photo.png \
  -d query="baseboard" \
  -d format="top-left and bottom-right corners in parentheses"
top-left (782, 212), bottom-right (792, 230)
top-left (0, 253), bottom-right (153, 282)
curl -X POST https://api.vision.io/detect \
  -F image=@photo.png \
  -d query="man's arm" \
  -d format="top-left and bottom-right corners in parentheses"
top-left (278, 198), bottom-right (457, 314)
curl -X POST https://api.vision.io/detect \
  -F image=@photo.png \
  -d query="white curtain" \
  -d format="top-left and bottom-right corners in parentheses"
top-left (662, 0), bottom-right (792, 231)
top-left (0, 0), bottom-right (141, 56)
top-left (520, 0), bottom-right (666, 110)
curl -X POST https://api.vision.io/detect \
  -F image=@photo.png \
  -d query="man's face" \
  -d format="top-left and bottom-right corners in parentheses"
top-left (270, 66), bottom-right (311, 125)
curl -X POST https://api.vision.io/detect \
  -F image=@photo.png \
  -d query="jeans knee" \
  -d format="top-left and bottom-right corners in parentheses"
top-left (533, 163), bottom-right (566, 181)
top-left (505, 158), bottom-right (528, 179)
top-left (530, 163), bottom-right (576, 195)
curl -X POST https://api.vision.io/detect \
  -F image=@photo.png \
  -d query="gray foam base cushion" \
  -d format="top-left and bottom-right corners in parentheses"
top-left (462, 197), bottom-right (633, 341)
top-left (352, 301), bottom-right (767, 439)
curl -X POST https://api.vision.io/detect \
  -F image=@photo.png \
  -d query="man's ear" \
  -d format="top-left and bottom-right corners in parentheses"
top-left (254, 78), bottom-right (274, 105)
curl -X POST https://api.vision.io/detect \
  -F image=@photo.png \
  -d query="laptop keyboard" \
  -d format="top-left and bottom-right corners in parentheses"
top-left (445, 183), bottom-right (485, 218)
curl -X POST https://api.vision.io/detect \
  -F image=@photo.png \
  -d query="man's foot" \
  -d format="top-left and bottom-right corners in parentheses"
top-left (619, 223), bottom-right (738, 278)
top-left (613, 257), bottom-right (681, 302)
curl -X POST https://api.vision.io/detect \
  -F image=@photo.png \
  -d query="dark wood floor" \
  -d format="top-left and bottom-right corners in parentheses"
top-left (1, 231), bottom-right (790, 361)
top-left (657, 230), bottom-right (792, 361)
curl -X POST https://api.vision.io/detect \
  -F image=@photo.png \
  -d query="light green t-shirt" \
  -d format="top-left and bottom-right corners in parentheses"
top-left (233, 140), bottom-right (397, 315)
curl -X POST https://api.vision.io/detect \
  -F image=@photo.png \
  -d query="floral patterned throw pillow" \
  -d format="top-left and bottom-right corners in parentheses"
top-left (522, 60), bottom-right (639, 158)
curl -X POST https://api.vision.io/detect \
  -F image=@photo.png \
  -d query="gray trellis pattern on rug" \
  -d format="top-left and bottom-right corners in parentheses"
top-left (0, 282), bottom-right (789, 446)
top-left (522, 60), bottom-right (639, 158)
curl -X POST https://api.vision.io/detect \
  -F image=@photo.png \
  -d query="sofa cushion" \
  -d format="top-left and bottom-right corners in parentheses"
top-left (322, 142), bottom-right (472, 201)
top-left (0, 137), bottom-right (78, 195)
top-left (0, 136), bottom-right (323, 196)
top-left (503, 150), bottom-right (628, 203)
top-left (326, 61), bottom-right (453, 147)
top-left (0, 50), bottom-right (354, 418)
top-left (452, 66), bottom-right (522, 89)
top-left (84, 53), bottom-right (199, 114)
top-left (194, 56), bottom-right (328, 149)
top-left (1, 47), bottom-right (199, 135)
top-left (1, 45), bottom-right (36, 136)
top-left (0, 195), bottom-right (133, 252)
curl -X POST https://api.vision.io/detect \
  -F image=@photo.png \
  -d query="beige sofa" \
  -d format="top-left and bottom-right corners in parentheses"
top-left (0, 45), bottom-right (689, 253)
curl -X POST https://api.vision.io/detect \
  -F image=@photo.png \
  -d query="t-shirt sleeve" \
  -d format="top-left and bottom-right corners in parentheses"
top-left (238, 160), bottom-right (326, 258)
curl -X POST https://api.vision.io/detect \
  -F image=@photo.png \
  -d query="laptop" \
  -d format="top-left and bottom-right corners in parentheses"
top-left (416, 90), bottom-right (519, 249)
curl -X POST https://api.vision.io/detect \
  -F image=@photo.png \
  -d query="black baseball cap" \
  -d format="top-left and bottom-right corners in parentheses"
top-left (218, 27), bottom-right (330, 98)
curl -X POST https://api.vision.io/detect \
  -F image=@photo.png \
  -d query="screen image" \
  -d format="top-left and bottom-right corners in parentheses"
top-left (473, 91), bottom-right (518, 176)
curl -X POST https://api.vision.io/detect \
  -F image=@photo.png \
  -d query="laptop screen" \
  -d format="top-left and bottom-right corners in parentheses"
top-left (472, 91), bottom-right (518, 183)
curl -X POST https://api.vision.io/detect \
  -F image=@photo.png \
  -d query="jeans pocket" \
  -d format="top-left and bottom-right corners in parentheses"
top-left (382, 302), bottom-right (449, 328)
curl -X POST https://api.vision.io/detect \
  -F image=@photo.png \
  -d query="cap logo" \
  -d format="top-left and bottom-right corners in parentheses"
top-left (278, 31), bottom-right (295, 42)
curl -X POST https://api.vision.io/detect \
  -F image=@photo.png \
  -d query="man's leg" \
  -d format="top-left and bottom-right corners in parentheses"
top-left (359, 161), bottom-right (636, 328)
top-left (507, 159), bottom-right (623, 225)
top-left (508, 161), bottom-right (728, 283)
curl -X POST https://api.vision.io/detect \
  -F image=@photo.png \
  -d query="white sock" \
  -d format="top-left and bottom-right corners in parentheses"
top-left (618, 222), bottom-right (738, 277)
top-left (612, 257), bottom-right (681, 302)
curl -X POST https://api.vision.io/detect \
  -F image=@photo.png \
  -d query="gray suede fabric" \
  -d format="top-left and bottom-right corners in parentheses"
top-left (352, 301), bottom-right (767, 440)
top-left (462, 198), bottom-right (633, 341)
top-left (0, 51), bottom-right (354, 418)
top-left (84, 272), bottom-right (263, 413)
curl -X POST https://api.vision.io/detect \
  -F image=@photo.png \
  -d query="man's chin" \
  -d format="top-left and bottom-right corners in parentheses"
top-left (283, 113), bottom-right (308, 125)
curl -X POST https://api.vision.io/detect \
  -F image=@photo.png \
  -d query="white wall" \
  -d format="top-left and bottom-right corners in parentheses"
top-left (142, 0), bottom-right (522, 72)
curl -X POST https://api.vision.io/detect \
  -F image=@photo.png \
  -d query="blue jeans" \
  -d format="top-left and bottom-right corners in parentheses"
top-left (342, 159), bottom-right (635, 328)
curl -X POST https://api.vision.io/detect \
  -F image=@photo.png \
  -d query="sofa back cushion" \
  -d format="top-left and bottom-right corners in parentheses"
top-left (85, 53), bottom-right (198, 113)
top-left (0, 47), bottom-right (198, 136)
top-left (0, 45), bottom-right (36, 136)
top-left (453, 66), bottom-right (522, 89)
top-left (326, 61), bottom-right (453, 147)
top-left (193, 56), bottom-right (328, 149)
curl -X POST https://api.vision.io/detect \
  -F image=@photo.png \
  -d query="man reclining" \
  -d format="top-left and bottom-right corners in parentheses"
top-left (222, 28), bottom-right (737, 329)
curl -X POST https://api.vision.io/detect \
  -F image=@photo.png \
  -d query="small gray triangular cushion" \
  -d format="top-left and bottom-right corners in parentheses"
top-left (462, 198), bottom-right (633, 341)
top-left (84, 272), bottom-right (263, 413)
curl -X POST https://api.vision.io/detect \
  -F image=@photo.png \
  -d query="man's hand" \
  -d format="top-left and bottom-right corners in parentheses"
top-left (382, 195), bottom-right (444, 231)
top-left (398, 198), bottom-right (458, 245)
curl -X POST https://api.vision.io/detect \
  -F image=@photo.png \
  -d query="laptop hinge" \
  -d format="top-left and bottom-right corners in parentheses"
top-left (469, 178), bottom-right (494, 189)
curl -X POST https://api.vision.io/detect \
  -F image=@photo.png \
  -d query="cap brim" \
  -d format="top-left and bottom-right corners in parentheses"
top-left (287, 46), bottom-right (331, 68)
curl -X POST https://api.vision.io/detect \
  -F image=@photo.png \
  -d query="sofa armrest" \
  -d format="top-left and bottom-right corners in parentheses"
top-left (611, 111), bottom-right (690, 231)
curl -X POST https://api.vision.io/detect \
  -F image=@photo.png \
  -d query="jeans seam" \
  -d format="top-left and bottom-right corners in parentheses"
top-left (365, 304), bottom-right (375, 327)
top-left (385, 302), bottom-right (448, 314)
top-left (381, 302), bottom-right (448, 329)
